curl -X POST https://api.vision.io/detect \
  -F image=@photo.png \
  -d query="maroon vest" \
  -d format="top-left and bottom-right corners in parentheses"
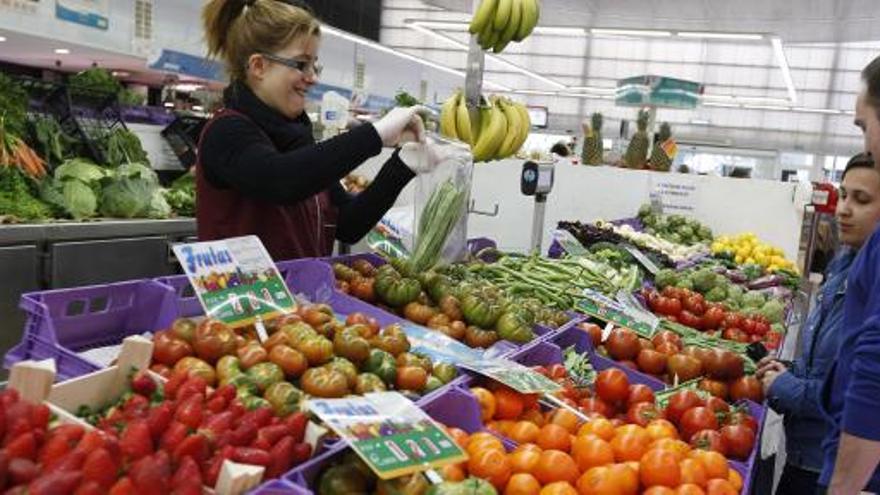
top-left (195, 109), bottom-right (338, 260)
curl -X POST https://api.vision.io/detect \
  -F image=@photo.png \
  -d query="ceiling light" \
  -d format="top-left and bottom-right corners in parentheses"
top-left (690, 118), bottom-right (712, 125)
top-left (533, 26), bottom-right (586, 36)
top-left (743, 104), bottom-right (791, 111)
top-left (792, 107), bottom-right (841, 114)
top-left (736, 96), bottom-right (792, 105)
top-left (771, 37), bottom-right (797, 104)
top-left (111, 71), bottom-right (131, 78)
top-left (0, 37), bottom-right (6, 42)
top-left (163, 102), bottom-right (174, 108)
top-left (591, 28), bottom-right (672, 38)
top-left (54, 48), bottom-right (70, 55)
top-left (677, 31), bottom-right (763, 40)
top-left (172, 83), bottom-right (203, 92)
top-left (566, 85), bottom-right (615, 94)
top-left (703, 102), bottom-right (741, 108)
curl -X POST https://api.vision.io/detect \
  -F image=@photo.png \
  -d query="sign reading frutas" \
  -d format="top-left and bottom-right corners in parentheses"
top-left (308, 392), bottom-right (467, 479)
top-left (172, 236), bottom-right (295, 328)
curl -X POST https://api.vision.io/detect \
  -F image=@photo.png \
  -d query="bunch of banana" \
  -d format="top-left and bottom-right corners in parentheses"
top-left (440, 91), bottom-right (531, 162)
top-left (468, 0), bottom-right (541, 53)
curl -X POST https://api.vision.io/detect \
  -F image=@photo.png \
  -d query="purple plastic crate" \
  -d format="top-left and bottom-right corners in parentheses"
top-left (247, 479), bottom-right (302, 495)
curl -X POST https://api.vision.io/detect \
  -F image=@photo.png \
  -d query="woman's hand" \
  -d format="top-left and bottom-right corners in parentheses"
top-left (756, 357), bottom-right (788, 394)
top-left (373, 106), bottom-right (427, 147)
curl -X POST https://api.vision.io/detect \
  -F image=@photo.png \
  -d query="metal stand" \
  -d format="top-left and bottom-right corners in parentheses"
top-left (531, 193), bottom-right (548, 253)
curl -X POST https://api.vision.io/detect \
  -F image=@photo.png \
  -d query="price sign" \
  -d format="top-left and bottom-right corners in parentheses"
top-left (553, 229), bottom-right (590, 257)
top-left (577, 290), bottom-right (656, 338)
top-left (459, 358), bottom-right (561, 394)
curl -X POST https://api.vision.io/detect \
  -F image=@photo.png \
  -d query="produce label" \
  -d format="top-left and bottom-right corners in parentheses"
top-left (172, 236), bottom-right (295, 328)
top-left (622, 244), bottom-right (660, 276)
top-left (401, 324), bottom-right (485, 364)
top-left (577, 290), bottom-right (656, 338)
top-left (553, 229), bottom-right (590, 256)
top-left (307, 392), bottom-right (467, 479)
top-left (459, 358), bottom-right (562, 394)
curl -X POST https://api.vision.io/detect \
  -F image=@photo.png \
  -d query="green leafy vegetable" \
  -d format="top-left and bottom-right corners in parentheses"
top-left (55, 158), bottom-right (108, 184)
top-left (0, 74), bottom-right (28, 138)
top-left (99, 176), bottom-right (154, 218)
top-left (0, 169), bottom-right (53, 221)
top-left (63, 179), bottom-right (98, 219)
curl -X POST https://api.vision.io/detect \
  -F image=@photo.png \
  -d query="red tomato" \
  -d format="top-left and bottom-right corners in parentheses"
top-left (729, 376), bottom-right (764, 402)
top-left (665, 390), bottom-right (705, 426)
top-left (627, 402), bottom-right (663, 427)
top-left (657, 297), bottom-right (682, 317)
top-left (720, 424), bottom-right (755, 460)
top-left (678, 310), bottom-right (703, 330)
top-left (753, 320), bottom-right (771, 336)
top-left (596, 369), bottom-right (630, 403)
top-left (702, 307), bottom-right (726, 330)
top-left (684, 295), bottom-right (706, 316)
top-left (579, 397), bottom-right (613, 418)
top-left (722, 313), bottom-right (744, 330)
top-left (627, 384), bottom-right (656, 406)
top-left (578, 322), bottom-right (603, 348)
top-left (698, 378), bottom-right (729, 400)
top-left (606, 328), bottom-right (641, 361)
top-left (679, 407), bottom-right (719, 442)
top-left (725, 411), bottom-right (759, 435)
top-left (705, 396), bottom-right (731, 414)
top-left (722, 327), bottom-right (749, 343)
top-left (652, 331), bottom-right (683, 349)
top-left (637, 349), bottom-right (668, 375)
top-left (690, 429), bottom-right (729, 455)
top-left (619, 360), bottom-right (639, 371)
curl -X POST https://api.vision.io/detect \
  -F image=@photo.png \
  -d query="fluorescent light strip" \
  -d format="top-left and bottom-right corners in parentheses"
top-left (567, 85), bottom-right (616, 94)
top-left (591, 28), bottom-right (672, 37)
top-left (690, 119), bottom-right (712, 125)
top-left (0, 36), bottom-right (6, 42)
top-left (408, 22), bottom-right (564, 90)
top-left (704, 102), bottom-right (741, 108)
top-left (533, 26), bottom-right (586, 36)
top-left (743, 104), bottom-right (791, 111)
top-left (678, 31), bottom-right (763, 40)
top-left (771, 37), bottom-right (797, 104)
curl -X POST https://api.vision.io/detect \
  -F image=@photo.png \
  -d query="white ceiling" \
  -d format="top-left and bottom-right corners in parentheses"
top-left (427, 0), bottom-right (880, 43)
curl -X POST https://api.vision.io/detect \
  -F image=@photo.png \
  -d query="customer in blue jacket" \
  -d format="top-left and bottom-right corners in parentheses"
top-left (756, 152), bottom-right (880, 495)
top-left (818, 54), bottom-right (880, 495)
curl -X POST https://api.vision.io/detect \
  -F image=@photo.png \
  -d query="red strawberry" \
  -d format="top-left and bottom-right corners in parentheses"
top-left (74, 430), bottom-right (108, 456)
top-left (227, 400), bottom-right (246, 420)
top-left (4, 487), bottom-right (27, 495)
top-left (212, 384), bottom-right (236, 403)
top-left (201, 455), bottom-right (225, 488)
top-left (171, 455), bottom-right (202, 491)
top-left (5, 432), bottom-right (37, 460)
top-left (201, 411), bottom-right (234, 439)
top-left (0, 388), bottom-right (20, 406)
top-left (9, 457), bottom-right (38, 485)
top-left (264, 436), bottom-right (295, 479)
top-left (30, 404), bottom-right (50, 431)
top-left (5, 402), bottom-right (33, 431)
top-left (174, 394), bottom-right (203, 430)
top-left (108, 477), bottom-right (135, 495)
top-left (0, 451), bottom-right (8, 487)
top-left (129, 452), bottom-right (171, 495)
top-left (73, 481), bottom-right (105, 495)
top-left (146, 402), bottom-right (174, 441)
top-left (160, 421), bottom-right (188, 452)
top-left (51, 424), bottom-right (85, 445)
top-left (122, 394), bottom-right (150, 420)
top-left (240, 408), bottom-right (273, 429)
top-left (285, 412), bottom-right (308, 443)
top-left (28, 470), bottom-right (83, 495)
top-left (176, 377), bottom-right (207, 402)
top-left (228, 422), bottom-right (257, 447)
top-left (82, 447), bottom-right (118, 488)
top-left (163, 372), bottom-right (188, 401)
top-left (205, 395), bottom-right (226, 414)
top-left (5, 418), bottom-right (33, 445)
top-left (255, 424), bottom-right (289, 449)
top-left (172, 434), bottom-right (209, 463)
top-left (120, 419), bottom-right (153, 461)
top-left (290, 442), bottom-right (312, 466)
top-left (131, 371), bottom-right (156, 397)
top-left (39, 434), bottom-right (71, 468)
top-left (230, 447), bottom-right (271, 466)
top-left (45, 450), bottom-right (86, 474)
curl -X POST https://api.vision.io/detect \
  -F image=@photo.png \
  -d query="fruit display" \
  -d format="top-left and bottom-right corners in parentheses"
top-left (649, 122), bottom-right (675, 172)
top-left (581, 113), bottom-right (604, 166)
top-left (74, 369), bottom-right (313, 491)
top-left (334, 257), bottom-right (570, 346)
top-left (468, 0), bottom-right (541, 53)
top-left (641, 285), bottom-right (784, 350)
top-left (439, 92), bottom-right (531, 162)
top-left (636, 206), bottom-right (714, 247)
top-left (149, 308), bottom-right (458, 400)
top-left (711, 233), bottom-right (799, 274)
top-left (624, 110), bottom-right (651, 169)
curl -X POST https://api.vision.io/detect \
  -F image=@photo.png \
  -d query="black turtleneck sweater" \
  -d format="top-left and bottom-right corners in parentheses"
top-left (197, 83), bottom-right (415, 259)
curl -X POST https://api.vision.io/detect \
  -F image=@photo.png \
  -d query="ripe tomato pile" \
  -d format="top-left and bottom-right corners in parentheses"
top-left (437, 381), bottom-right (751, 494)
top-left (641, 288), bottom-right (782, 349)
top-left (581, 324), bottom-right (764, 404)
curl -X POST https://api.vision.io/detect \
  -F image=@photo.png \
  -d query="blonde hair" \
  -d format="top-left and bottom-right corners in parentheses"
top-left (202, 0), bottom-right (321, 82)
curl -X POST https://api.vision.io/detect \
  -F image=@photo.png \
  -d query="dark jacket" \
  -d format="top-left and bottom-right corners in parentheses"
top-left (767, 249), bottom-right (854, 471)
top-left (196, 83), bottom-right (414, 260)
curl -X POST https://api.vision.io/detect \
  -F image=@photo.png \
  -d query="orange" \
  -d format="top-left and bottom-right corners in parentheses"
top-left (608, 463), bottom-right (639, 494)
top-left (515, 443), bottom-right (543, 454)
top-left (645, 419), bottom-right (679, 441)
top-left (472, 387), bottom-right (497, 422)
top-left (505, 473), bottom-right (541, 495)
top-left (446, 427), bottom-right (469, 449)
top-left (509, 447), bottom-right (542, 474)
top-left (571, 435), bottom-right (614, 472)
top-left (533, 449), bottom-right (579, 485)
top-left (438, 463), bottom-right (466, 482)
top-left (643, 488), bottom-right (676, 495)
top-left (495, 420), bottom-right (516, 435)
top-left (509, 421), bottom-right (541, 444)
top-left (575, 466), bottom-right (628, 495)
top-left (467, 433), bottom-right (505, 457)
top-left (540, 481), bottom-right (578, 495)
top-left (549, 408), bottom-right (581, 434)
top-left (522, 408), bottom-right (546, 426)
top-left (610, 431), bottom-right (650, 462)
top-left (639, 449), bottom-right (681, 488)
top-left (679, 458), bottom-right (708, 487)
top-left (613, 424), bottom-right (645, 438)
top-left (727, 468), bottom-right (743, 492)
top-left (537, 423), bottom-right (572, 452)
top-left (689, 450), bottom-right (729, 481)
top-left (468, 447), bottom-right (512, 490)
top-left (676, 484), bottom-right (707, 495)
top-left (577, 417), bottom-right (615, 441)
top-left (650, 438), bottom-right (691, 461)
top-left (705, 479), bottom-right (738, 495)
top-left (495, 388), bottom-right (526, 420)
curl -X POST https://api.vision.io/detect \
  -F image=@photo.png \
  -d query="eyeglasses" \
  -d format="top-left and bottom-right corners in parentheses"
top-left (260, 53), bottom-right (323, 77)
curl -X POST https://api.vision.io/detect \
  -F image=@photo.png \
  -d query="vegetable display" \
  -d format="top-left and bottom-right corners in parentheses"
top-left (711, 233), bottom-right (798, 274)
top-left (637, 205), bottom-right (714, 246)
top-left (557, 220), bottom-right (675, 267)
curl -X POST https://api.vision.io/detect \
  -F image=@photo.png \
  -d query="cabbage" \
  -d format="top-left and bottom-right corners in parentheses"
top-left (116, 162), bottom-right (158, 185)
top-left (62, 180), bottom-right (98, 219)
top-left (692, 268), bottom-right (718, 293)
top-left (654, 269), bottom-right (679, 289)
top-left (760, 300), bottom-right (786, 324)
top-left (147, 188), bottom-right (171, 219)
top-left (705, 286), bottom-right (728, 302)
top-left (99, 177), bottom-right (154, 218)
top-left (55, 158), bottom-right (108, 184)
top-left (742, 290), bottom-right (767, 309)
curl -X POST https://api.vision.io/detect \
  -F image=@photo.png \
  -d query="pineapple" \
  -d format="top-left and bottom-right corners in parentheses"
top-left (582, 112), bottom-right (604, 165)
top-left (650, 122), bottom-right (673, 171)
top-left (624, 109), bottom-right (650, 169)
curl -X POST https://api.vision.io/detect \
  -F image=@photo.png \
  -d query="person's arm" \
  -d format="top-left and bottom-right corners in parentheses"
top-left (766, 368), bottom-right (828, 419)
top-left (200, 117), bottom-right (382, 205)
top-left (332, 150), bottom-right (415, 244)
top-left (829, 432), bottom-right (880, 494)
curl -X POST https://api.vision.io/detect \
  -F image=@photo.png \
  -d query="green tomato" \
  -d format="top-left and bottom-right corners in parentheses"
top-left (354, 373), bottom-right (387, 395)
top-left (246, 362), bottom-right (284, 393)
top-left (423, 375), bottom-right (444, 394)
top-left (263, 381), bottom-right (302, 416)
top-left (432, 362), bottom-right (458, 384)
top-left (318, 464), bottom-right (371, 495)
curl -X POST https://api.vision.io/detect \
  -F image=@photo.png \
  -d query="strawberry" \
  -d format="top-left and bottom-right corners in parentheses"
top-left (74, 430), bottom-right (108, 456)
top-left (45, 450), bottom-right (86, 474)
top-left (212, 384), bottom-right (236, 403)
top-left (4, 487), bottom-right (27, 495)
top-left (5, 432), bottom-right (37, 460)
top-left (131, 371), bottom-right (156, 397)
top-left (227, 400), bottom-right (246, 420)
top-left (171, 455), bottom-right (202, 491)
top-left (51, 424), bottom-right (85, 445)
top-left (255, 424), bottom-right (289, 449)
top-left (0, 451), bottom-right (8, 487)
top-left (82, 447), bottom-right (118, 488)
top-left (171, 484), bottom-right (202, 495)
top-left (108, 477), bottom-right (135, 495)
top-left (122, 394), bottom-right (150, 420)
top-left (28, 470), bottom-right (83, 495)
top-left (176, 377), bottom-right (207, 402)
top-left (0, 388), bottom-right (20, 406)
top-left (228, 422), bottom-right (257, 447)
top-left (264, 436), bottom-right (295, 479)
top-left (239, 407), bottom-right (273, 429)
top-left (129, 452), bottom-right (171, 495)
top-left (146, 402), bottom-right (174, 441)
top-left (174, 394), bottom-right (203, 430)
top-left (172, 434), bottom-right (209, 463)
top-left (200, 455), bottom-right (225, 488)
top-left (230, 447), bottom-right (271, 466)
top-left (159, 421), bottom-right (188, 452)
top-left (73, 481), bottom-right (105, 495)
top-left (200, 411), bottom-right (234, 439)
top-left (5, 418), bottom-right (33, 446)
top-left (163, 371), bottom-right (188, 401)
top-left (119, 419), bottom-right (153, 461)
top-left (30, 404), bottom-right (50, 431)
top-left (5, 402), bottom-right (33, 431)
top-left (39, 434), bottom-right (71, 468)
top-left (9, 457), bottom-right (38, 485)
top-left (290, 441), bottom-right (312, 466)
top-left (205, 395), bottom-right (226, 414)
top-left (285, 412), bottom-right (308, 443)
